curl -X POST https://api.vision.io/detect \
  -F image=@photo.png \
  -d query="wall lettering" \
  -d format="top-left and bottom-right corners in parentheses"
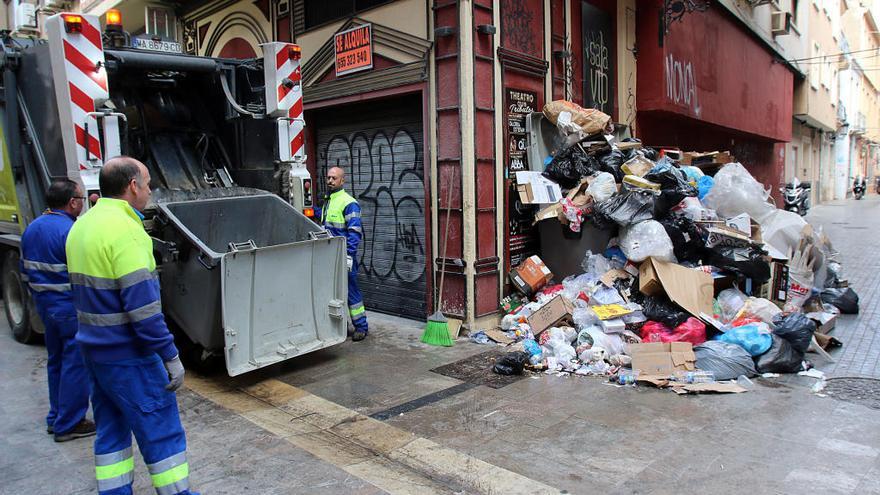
top-left (665, 53), bottom-right (701, 117)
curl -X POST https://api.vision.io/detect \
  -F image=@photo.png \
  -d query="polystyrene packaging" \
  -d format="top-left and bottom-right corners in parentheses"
top-left (619, 220), bottom-right (675, 263)
top-left (702, 162), bottom-right (775, 222)
top-left (587, 172), bottom-right (617, 203)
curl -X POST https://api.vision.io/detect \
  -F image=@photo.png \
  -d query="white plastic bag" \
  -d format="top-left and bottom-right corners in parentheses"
top-left (587, 172), bottom-right (617, 203)
top-left (737, 297), bottom-right (782, 325)
top-left (619, 220), bottom-right (675, 263)
top-left (576, 325), bottom-right (626, 356)
top-left (702, 162), bottom-right (775, 222)
top-left (673, 196), bottom-right (716, 222)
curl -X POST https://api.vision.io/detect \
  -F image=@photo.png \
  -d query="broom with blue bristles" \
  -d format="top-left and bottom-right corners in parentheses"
top-left (422, 179), bottom-right (454, 346)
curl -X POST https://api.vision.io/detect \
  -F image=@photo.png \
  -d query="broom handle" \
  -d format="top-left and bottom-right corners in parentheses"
top-left (437, 177), bottom-right (454, 312)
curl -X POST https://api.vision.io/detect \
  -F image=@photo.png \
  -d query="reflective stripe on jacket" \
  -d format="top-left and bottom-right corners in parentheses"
top-left (320, 189), bottom-right (363, 257)
top-left (66, 198), bottom-right (178, 363)
top-left (20, 210), bottom-right (76, 318)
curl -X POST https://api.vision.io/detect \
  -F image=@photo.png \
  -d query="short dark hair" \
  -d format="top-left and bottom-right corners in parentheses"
top-left (46, 179), bottom-right (79, 209)
top-left (99, 156), bottom-right (143, 198)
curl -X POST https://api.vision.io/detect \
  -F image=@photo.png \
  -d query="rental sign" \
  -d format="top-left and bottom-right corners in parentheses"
top-left (335, 24), bottom-right (373, 77)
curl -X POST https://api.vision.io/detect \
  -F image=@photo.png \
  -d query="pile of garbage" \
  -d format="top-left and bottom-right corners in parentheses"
top-left (486, 100), bottom-right (857, 395)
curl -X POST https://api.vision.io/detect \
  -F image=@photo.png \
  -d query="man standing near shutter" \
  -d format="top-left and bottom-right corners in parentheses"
top-left (320, 166), bottom-right (369, 341)
top-left (66, 157), bottom-right (198, 495)
top-left (21, 179), bottom-right (94, 441)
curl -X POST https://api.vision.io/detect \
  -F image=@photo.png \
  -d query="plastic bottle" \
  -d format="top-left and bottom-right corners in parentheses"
top-left (674, 370), bottom-right (715, 384)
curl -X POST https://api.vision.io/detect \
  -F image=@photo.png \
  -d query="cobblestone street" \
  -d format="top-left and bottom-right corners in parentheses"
top-left (809, 196), bottom-right (880, 379)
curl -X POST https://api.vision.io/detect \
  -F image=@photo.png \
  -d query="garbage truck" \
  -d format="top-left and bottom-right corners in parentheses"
top-left (0, 11), bottom-right (348, 375)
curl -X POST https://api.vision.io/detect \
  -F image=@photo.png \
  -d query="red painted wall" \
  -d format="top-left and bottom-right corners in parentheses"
top-left (635, 1), bottom-right (793, 193)
top-left (636, 1), bottom-right (793, 142)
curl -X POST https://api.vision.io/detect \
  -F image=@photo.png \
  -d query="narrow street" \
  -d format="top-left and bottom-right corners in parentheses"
top-left (3, 197), bottom-right (880, 495)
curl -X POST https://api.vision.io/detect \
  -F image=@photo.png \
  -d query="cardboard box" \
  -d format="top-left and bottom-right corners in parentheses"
top-left (509, 255), bottom-right (553, 296)
top-left (639, 258), bottom-right (714, 319)
top-left (526, 295), bottom-right (574, 335)
top-left (679, 150), bottom-right (734, 167)
top-left (629, 341), bottom-right (696, 376)
top-left (757, 258), bottom-right (789, 308)
top-left (515, 171), bottom-right (562, 204)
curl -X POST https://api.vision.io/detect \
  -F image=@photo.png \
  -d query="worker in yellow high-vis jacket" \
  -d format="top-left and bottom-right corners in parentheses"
top-left (66, 156), bottom-right (198, 495)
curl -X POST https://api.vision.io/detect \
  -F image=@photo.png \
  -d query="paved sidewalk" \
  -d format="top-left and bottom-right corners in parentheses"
top-left (807, 196), bottom-right (880, 378)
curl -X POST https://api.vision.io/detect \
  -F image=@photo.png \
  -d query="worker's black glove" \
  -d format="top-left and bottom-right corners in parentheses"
top-left (164, 355), bottom-right (186, 392)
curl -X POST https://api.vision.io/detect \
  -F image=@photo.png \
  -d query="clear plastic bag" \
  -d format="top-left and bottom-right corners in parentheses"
top-left (716, 287), bottom-right (747, 323)
top-left (580, 250), bottom-right (612, 277)
top-left (702, 162), bottom-right (774, 222)
top-left (587, 172), bottom-right (617, 203)
top-left (572, 306), bottom-right (600, 328)
top-left (619, 220), bottom-right (675, 262)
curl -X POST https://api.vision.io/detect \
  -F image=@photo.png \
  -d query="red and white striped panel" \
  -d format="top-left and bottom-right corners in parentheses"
top-left (262, 42), bottom-right (304, 162)
top-left (46, 13), bottom-right (110, 172)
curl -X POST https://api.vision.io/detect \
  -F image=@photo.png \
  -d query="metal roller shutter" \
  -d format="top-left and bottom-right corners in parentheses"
top-left (314, 94), bottom-right (426, 320)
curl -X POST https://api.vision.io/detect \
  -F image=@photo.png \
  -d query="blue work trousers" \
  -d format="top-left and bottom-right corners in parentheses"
top-left (83, 354), bottom-right (194, 495)
top-left (349, 260), bottom-right (368, 333)
top-left (39, 308), bottom-right (90, 435)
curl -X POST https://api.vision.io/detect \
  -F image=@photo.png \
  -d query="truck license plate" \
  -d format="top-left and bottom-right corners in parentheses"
top-left (133, 38), bottom-right (182, 54)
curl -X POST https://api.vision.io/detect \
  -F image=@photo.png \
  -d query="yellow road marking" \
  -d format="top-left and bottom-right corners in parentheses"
top-left (186, 375), bottom-right (559, 495)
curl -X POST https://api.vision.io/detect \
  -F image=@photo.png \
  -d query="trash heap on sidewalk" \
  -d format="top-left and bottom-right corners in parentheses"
top-left (485, 100), bottom-right (857, 395)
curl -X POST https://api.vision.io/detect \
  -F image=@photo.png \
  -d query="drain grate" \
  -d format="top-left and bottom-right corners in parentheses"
top-left (430, 349), bottom-right (526, 389)
top-left (823, 377), bottom-right (880, 410)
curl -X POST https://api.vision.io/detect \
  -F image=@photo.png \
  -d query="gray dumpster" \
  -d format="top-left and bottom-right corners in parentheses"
top-left (155, 193), bottom-right (347, 376)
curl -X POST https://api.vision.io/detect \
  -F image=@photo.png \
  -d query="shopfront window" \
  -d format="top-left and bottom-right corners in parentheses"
top-left (304, 0), bottom-right (391, 30)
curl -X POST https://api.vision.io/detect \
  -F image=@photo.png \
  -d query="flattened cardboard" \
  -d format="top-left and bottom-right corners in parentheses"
top-left (639, 258), bottom-right (714, 319)
top-left (527, 296), bottom-right (574, 336)
top-left (672, 383), bottom-right (747, 395)
top-left (629, 341), bottom-right (696, 376)
top-left (485, 329), bottom-right (514, 344)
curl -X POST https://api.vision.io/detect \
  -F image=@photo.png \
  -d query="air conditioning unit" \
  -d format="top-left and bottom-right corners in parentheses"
top-left (43, 0), bottom-right (68, 9)
top-left (771, 11), bottom-right (792, 36)
top-left (14, 1), bottom-right (38, 32)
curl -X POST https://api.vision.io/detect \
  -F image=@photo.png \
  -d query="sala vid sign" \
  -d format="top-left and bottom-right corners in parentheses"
top-left (335, 24), bottom-right (373, 77)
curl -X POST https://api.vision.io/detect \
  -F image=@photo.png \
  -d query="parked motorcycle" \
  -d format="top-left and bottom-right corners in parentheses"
top-left (781, 177), bottom-right (811, 216)
top-left (853, 176), bottom-right (866, 200)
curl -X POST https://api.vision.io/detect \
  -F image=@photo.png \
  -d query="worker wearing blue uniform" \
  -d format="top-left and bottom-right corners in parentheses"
top-left (66, 157), bottom-right (197, 495)
top-left (319, 166), bottom-right (369, 341)
top-left (21, 179), bottom-right (94, 442)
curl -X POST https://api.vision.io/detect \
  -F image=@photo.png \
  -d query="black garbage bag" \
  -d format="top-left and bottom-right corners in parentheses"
top-left (641, 147), bottom-right (659, 161)
top-left (619, 138), bottom-right (642, 161)
top-left (492, 352), bottom-right (530, 375)
top-left (644, 163), bottom-right (698, 215)
top-left (694, 341), bottom-right (757, 380)
top-left (772, 313), bottom-right (816, 353)
top-left (702, 246), bottom-right (771, 284)
top-left (820, 288), bottom-right (859, 314)
top-left (596, 149), bottom-right (626, 182)
top-left (754, 335), bottom-right (804, 374)
top-left (543, 145), bottom-right (599, 189)
top-left (631, 292), bottom-right (689, 329)
top-left (590, 189), bottom-right (655, 228)
top-left (659, 215), bottom-right (705, 263)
